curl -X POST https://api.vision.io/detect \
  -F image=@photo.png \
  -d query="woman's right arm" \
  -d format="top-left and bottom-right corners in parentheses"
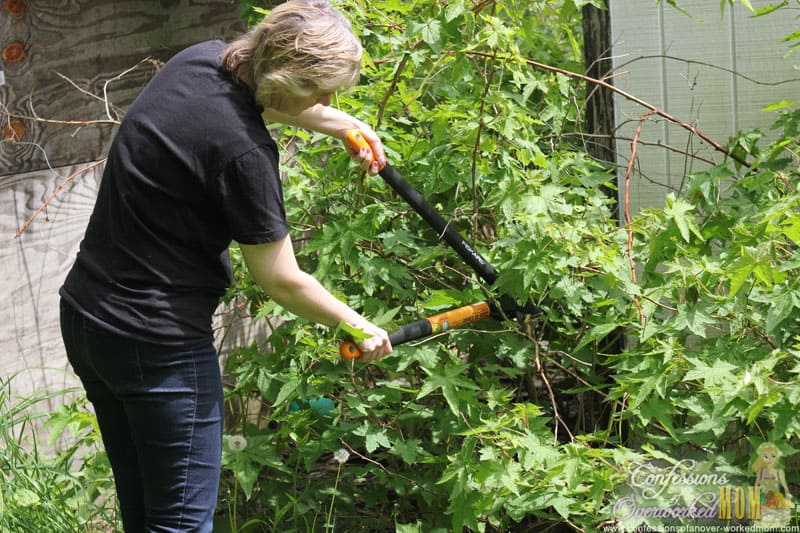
top-left (239, 234), bottom-right (392, 362)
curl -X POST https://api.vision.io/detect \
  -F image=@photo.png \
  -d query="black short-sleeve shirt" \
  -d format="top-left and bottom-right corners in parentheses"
top-left (60, 40), bottom-right (289, 347)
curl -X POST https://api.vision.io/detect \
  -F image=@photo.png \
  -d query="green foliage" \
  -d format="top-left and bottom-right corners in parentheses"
top-left (619, 109), bottom-right (800, 448)
top-left (0, 376), bottom-right (117, 532)
top-left (220, 1), bottom-right (800, 531)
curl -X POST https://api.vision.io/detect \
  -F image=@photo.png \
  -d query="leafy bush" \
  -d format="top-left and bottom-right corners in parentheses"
top-left (221, 0), bottom-right (799, 531)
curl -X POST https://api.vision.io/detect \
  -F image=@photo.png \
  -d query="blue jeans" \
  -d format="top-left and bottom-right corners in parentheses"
top-left (60, 299), bottom-right (223, 532)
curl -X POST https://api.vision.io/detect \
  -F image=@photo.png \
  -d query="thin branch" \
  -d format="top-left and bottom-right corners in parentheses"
top-left (55, 72), bottom-right (107, 103)
top-left (556, 130), bottom-right (720, 167)
top-left (614, 53), bottom-right (800, 88)
top-left (374, 47), bottom-right (413, 131)
top-left (27, 100), bottom-right (120, 127)
top-left (624, 113), bottom-right (651, 325)
top-left (462, 50), bottom-right (752, 168)
top-left (524, 318), bottom-right (575, 443)
top-left (15, 159), bottom-right (107, 238)
top-left (102, 57), bottom-right (159, 122)
top-left (470, 4), bottom-right (499, 236)
top-left (0, 100), bottom-right (118, 129)
top-left (337, 438), bottom-right (433, 493)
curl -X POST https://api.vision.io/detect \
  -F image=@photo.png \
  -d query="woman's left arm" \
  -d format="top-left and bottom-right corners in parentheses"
top-left (262, 104), bottom-right (385, 174)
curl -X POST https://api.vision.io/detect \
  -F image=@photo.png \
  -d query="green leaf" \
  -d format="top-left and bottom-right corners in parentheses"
top-left (420, 290), bottom-right (463, 311)
top-left (683, 357), bottom-right (739, 388)
top-left (417, 363), bottom-right (479, 415)
top-left (781, 28), bottom-right (800, 44)
top-left (659, 0), bottom-right (702, 22)
top-left (233, 454), bottom-right (259, 500)
top-left (765, 290), bottom-right (796, 334)
top-left (551, 494), bottom-right (576, 519)
top-left (353, 421), bottom-right (392, 453)
top-left (728, 251), bottom-right (757, 297)
top-left (751, 1), bottom-right (787, 17)
top-left (664, 193), bottom-right (703, 242)
top-left (337, 321), bottom-right (371, 342)
top-left (395, 521), bottom-right (423, 533)
top-left (273, 376), bottom-right (300, 407)
top-left (449, 491), bottom-right (481, 533)
top-left (390, 438), bottom-right (429, 464)
top-left (762, 99), bottom-right (797, 112)
top-left (365, 429), bottom-right (392, 453)
top-left (575, 322), bottom-right (621, 351)
top-left (444, 0), bottom-right (464, 22)
top-left (409, 19), bottom-right (442, 51)
top-left (11, 488), bottom-right (40, 508)
top-left (782, 213), bottom-right (800, 243)
top-left (675, 304), bottom-right (715, 338)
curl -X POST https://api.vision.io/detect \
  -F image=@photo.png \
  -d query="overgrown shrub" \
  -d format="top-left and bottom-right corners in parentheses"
top-left (217, 1), bottom-right (799, 531)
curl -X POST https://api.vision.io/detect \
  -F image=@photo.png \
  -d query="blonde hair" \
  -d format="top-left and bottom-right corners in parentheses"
top-left (222, 0), bottom-right (362, 108)
top-left (752, 442), bottom-right (782, 473)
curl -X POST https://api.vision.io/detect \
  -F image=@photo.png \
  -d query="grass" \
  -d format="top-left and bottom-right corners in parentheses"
top-left (0, 373), bottom-right (119, 532)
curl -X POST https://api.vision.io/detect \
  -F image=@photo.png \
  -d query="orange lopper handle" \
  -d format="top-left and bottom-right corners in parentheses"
top-left (339, 302), bottom-right (492, 360)
top-left (344, 130), bottom-right (386, 171)
top-left (340, 341), bottom-right (361, 360)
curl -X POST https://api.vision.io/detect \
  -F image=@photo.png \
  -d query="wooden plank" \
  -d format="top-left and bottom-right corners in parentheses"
top-left (1, 162), bottom-right (101, 404)
top-left (1, 0), bottom-right (245, 176)
top-left (3, 161), bottom-right (273, 402)
top-left (1, 0), bottom-right (250, 401)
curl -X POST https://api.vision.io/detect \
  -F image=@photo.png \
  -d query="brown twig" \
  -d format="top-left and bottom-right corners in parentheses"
top-left (15, 159), bottom-right (107, 238)
top-left (526, 319), bottom-right (575, 443)
top-left (337, 438), bottom-right (432, 493)
top-left (614, 54), bottom-right (800, 88)
top-left (374, 44), bottom-right (415, 130)
top-left (469, 1), bottom-right (499, 236)
top-left (558, 130), bottom-right (721, 168)
top-left (0, 101), bottom-right (117, 132)
top-left (624, 113), bottom-right (653, 324)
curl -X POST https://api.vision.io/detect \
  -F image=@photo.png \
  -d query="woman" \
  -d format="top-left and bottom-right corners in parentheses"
top-left (59, 1), bottom-right (391, 530)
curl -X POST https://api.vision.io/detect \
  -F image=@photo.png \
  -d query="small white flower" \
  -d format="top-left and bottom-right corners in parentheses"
top-left (743, 370), bottom-right (752, 385)
top-left (229, 435), bottom-right (248, 452)
top-left (333, 448), bottom-right (350, 464)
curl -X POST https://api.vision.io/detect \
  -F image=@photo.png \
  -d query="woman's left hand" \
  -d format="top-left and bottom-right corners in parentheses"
top-left (262, 104), bottom-right (386, 174)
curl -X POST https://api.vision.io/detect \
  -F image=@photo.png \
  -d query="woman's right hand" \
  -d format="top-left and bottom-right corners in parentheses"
top-left (348, 317), bottom-right (392, 362)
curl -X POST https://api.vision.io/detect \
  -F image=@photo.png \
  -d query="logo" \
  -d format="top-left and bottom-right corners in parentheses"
top-left (610, 442), bottom-right (795, 532)
top-left (750, 442), bottom-right (793, 529)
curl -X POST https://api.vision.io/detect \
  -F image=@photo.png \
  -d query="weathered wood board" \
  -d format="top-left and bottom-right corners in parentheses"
top-left (3, 161), bottom-right (273, 406)
top-left (1, 0), bottom-right (253, 403)
top-left (610, 0), bottom-right (800, 215)
top-left (2, 163), bottom-right (100, 404)
top-left (1, 0), bottom-right (246, 175)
